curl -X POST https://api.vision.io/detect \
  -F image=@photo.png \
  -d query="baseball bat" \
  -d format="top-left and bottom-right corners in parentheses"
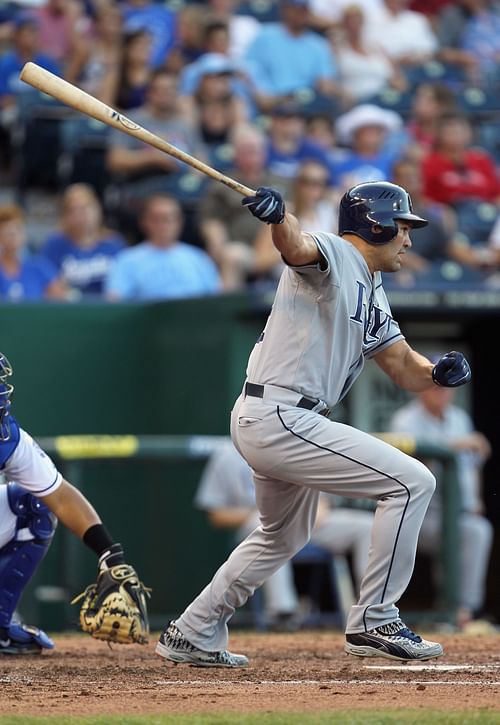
top-left (19, 62), bottom-right (256, 197)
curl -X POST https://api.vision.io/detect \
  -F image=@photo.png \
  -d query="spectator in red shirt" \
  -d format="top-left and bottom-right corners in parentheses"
top-left (421, 113), bottom-right (500, 206)
top-left (409, 0), bottom-right (452, 20)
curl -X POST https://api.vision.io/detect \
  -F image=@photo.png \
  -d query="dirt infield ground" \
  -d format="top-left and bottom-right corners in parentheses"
top-left (0, 632), bottom-right (499, 717)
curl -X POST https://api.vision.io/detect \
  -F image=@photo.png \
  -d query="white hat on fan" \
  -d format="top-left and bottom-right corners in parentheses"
top-left (335, 104), bottom-right (403, 146)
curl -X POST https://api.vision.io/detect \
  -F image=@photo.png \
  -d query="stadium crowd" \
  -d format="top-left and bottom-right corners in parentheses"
top-left (1, 0), bottom-right (500, 301)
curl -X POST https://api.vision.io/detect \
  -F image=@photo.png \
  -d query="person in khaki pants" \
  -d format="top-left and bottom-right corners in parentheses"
top-left (389, 379), bottom-right (494, 630)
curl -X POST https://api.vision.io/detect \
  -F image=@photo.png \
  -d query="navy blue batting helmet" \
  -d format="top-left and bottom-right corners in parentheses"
top-left (338, 181), bottom-right (428, 245)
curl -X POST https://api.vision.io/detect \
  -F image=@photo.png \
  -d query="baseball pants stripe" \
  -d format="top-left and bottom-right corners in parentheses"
top-left (176, 397), bottom-right (435, 651)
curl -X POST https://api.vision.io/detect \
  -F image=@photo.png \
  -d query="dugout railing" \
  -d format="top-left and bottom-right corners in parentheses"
top-left (33, 433), bottom-right (461, 631)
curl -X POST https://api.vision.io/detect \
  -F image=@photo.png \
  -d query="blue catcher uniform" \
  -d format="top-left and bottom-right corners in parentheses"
top-left (0, 354), bottom-right (60, 654)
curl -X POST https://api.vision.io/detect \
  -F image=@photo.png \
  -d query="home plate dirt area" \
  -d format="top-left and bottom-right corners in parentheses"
top-left (0, 632), bottom-right (499, 716)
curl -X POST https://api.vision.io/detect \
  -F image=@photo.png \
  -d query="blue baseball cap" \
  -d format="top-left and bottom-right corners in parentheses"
top-left (195, 53), bottom-right (236, 77)
top-left (13, 12), bottom-right (39, 30)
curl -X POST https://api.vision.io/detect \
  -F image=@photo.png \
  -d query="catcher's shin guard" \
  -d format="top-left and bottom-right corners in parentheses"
top-left (0, 483), bottom-right (56, 634)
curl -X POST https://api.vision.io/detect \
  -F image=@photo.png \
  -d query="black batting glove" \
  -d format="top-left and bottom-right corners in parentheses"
top-left (432, 351), bottom-right (471, 387)
top-left (241, 186), bottom-right (285, 225)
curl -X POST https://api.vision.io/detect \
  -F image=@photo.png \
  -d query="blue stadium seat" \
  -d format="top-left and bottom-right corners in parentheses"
top-left (59, 117), bottom-right (111, 195)
top-left (363, 88), bottom-right (414, 118)
top-left (236, 0), bottom-right (280, 22)
top-left (456, 87), bottom-right (499, 117)
top-left (476, 119), bottom-right (500, 163)
top-left (423, 260), bottom-right (488, 288)
top-left (162, 170), bottom-right (209, 205)
top-left (207, 142), bottom-right (235, 173)
top-left (13, 90), bottom-right (73, 194)
top-left (454, 200), bottom-right (498, 245)
top-left (383, 260), bottom-right (489, 291)
top-left (292, 89), bottom-right (341, 118)
top-left (405, 61), bottom-right (465, 91)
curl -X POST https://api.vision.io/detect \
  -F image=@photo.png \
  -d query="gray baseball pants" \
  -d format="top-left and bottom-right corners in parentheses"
top-left (177, 391), bottom-right (435, 652)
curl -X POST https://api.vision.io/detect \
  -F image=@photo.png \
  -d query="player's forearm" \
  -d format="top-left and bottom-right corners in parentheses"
top-left (41, 479), bottom-right (101, 539)
top-left (271, 212), bottom-right (317, 266)
top-left (375, 341), bottom-right (434, 392)
top-left (394, 349), bottom-right (434, 392)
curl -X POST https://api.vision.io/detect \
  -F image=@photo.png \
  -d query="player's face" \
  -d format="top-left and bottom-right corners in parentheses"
top-left (376, 222), bottom-right (412, 273)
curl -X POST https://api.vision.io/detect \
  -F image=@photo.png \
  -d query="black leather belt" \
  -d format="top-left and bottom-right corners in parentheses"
top-left (244, 382), bottom-right (330, 417)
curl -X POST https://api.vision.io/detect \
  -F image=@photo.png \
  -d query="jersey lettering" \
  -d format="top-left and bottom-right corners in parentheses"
top-left (365, 306), bottom-right (392, 343)
top-left (350, 281), bottom-right (392, 343)
top-left (349, 281), bottom-right (367, 325)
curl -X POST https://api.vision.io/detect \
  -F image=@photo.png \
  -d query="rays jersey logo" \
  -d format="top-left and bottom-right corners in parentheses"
top-left (349, 281), bottom-right (392, 345)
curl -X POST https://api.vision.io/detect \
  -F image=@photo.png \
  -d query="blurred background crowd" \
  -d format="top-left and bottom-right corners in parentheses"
top-left (1, 0), bottom-right (500, 302)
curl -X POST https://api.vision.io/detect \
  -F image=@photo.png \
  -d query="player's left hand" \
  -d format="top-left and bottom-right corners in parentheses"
top-left (432, 350), bottom-right (471, 387)
top-left (72, 547), bottom-right (150, 645)
top-left (242, 186), bottom-right (286, 225)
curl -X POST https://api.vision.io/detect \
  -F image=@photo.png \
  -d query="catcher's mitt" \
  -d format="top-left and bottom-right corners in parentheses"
top-left (72, 563), bottom-right (150, 645)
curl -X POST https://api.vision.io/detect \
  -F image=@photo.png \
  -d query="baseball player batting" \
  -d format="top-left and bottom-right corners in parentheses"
top-left (0, 353), bottom-right (149, 653)
top-left (156, 181), bottom-right (471, 667)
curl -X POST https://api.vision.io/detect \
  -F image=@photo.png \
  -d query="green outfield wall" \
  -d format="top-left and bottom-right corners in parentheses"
top-left (0, 294), bottom-right (497, 630)
top-left (0, 295), bottom-right (264, 630)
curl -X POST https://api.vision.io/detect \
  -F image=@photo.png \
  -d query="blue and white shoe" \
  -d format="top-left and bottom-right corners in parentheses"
top-left (0, 622), bottom-right (55, 655)
top-left (156, 622), bottom-right (248, 668)
top-left (345, 619), bottom-right (443, 661)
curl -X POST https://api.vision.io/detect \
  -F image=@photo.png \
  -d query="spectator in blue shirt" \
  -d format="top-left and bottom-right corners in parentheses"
top-left (0, 14), bottom-right (61, 110)
top-left (105, 194), bottom-right (221, 301)
top-left (120, 0), bottom-right (177, 69)
top-left (41, 184), bottom-right (125, 299)
top-left (265, 102), bottom-right (334, 190)
top-left (460, 0), bottom-right (500, 84)
top-left (0, 204), bottom-right (65, 302)
top-left (244, 0), bottom-right (343, 112)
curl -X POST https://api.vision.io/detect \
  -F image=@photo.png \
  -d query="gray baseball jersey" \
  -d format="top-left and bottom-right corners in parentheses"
top-left (246, 231), bottom-right (404, 406)
top-left (176, 231), bottom-right (436, 651)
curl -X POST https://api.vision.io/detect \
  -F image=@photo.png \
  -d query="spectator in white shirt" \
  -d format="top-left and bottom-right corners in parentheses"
top-left (364, 0), bottom-right (438, 68)
top-left (333, 4), bottom-right (408, 103)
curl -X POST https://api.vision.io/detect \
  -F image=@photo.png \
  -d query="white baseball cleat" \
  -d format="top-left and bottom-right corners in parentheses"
top-left (345, 619), bottom-right (443, 661)
top-left (156, 621), bottom-right (249, 668)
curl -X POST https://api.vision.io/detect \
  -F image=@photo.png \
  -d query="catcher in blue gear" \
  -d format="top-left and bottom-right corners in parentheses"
top-left (0, 353), bottom-right (149, 654)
